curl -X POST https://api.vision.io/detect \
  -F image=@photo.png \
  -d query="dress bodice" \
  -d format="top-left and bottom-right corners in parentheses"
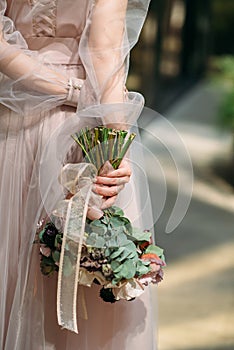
top-left (5, 0), bottom-right (90, 63)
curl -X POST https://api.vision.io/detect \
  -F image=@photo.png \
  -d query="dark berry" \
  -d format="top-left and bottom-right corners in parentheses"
top-left (42, 223), bottom-right (58, 248)
top-left (100, 287), bottom-right (116, 303)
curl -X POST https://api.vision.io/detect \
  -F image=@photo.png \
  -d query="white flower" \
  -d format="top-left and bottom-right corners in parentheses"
top-left (112, 279), bottom-right (145, 301)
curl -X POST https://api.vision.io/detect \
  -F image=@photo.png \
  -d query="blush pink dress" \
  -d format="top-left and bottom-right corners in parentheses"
top-left (0, 1), bottom-right (156, 349)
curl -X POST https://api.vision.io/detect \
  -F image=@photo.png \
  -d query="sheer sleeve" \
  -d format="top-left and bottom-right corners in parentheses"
top-left (78, 0), bottom-right (151, 127)
top-left (0, 1), bottom-right (83, 115)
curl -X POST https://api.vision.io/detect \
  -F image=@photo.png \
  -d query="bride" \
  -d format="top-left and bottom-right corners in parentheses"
top-left (0, 0), bottom-right (156, 349)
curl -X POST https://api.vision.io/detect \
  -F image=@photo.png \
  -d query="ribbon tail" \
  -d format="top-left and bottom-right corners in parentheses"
top-left (56, 184), bottom-right (92, 333)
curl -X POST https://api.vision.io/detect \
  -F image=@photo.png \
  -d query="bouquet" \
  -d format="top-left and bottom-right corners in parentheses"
top-left (36, 126), bottom-right (165, 303)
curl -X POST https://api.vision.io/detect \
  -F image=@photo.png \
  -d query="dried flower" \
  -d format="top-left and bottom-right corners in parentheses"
top-left (40, 244), bottom-right (51, 257)
top-left (140, 253), bottom-right (166, 285)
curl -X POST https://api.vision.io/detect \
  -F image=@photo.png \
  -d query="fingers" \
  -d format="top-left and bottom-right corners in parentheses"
top-left (101, 195), bottom-right (117, 210)
top-left (107, 160), bottom-right (132, 178)
top-left (95, 175), bottom-right (130, 186)
top-left (87, 207), bottom-right (103, 220)
top-left (90, 160), bottom-right (132, 215)
top-left (93, 184), bottom-right (124, 197)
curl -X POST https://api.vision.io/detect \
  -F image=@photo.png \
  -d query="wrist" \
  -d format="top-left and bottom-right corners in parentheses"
top-left (65, 77), bottom-right (84, 107)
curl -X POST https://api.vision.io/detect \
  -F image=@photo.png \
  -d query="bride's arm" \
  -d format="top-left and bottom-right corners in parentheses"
top-left (84, 0), bottom-right (130, 206)
top-left (0, 40), bottom-right (68, 96)
top-left (0, 3), bottom-right (82, 113)
top-left (88, 0), bottom-right (127, 105)
top-left (84, 0), bottom-right (151, 209)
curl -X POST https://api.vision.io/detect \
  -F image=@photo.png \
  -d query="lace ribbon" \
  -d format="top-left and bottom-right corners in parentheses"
top-left (29, 0), bottom-right (57, 37)
top-left (52, 163), bottom-right (98, 333)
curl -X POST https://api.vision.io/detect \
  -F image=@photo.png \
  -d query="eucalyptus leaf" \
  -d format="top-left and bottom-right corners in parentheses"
top-left (105, 237), bottom-right (120, 248)
top-left (110, 247), bottom-right (125, 260)
top-left (109, 216), bottom-right (124, 228)
top-left (101, 216), bottom-right (109, 225)
top-left (54, 234), bottom-right (62, 248)
top-left (130, 227), bottom-right (152, 242)
top-left (90, 221), bottom-right (107, 235)
top-left (52, 250), bottom-right (60, 263)
top-left (115, 232), bottom-right (129, 246)
top-left (105, 229), bottom-right (128, 248)
top-left (136, 260), bottom-right (150, 276)
top-left (126, 250), bottom-right (139, 261)
top-left (104, 248), bottom-right (111, 257)
top-left (113, 260), bottom-right (136, 280)
top-left (110, 241), bottom-right (138, 262)
top-left (111, 260), bottom-right (121, 271)
top-left (118, 217), bottom-right (132, 233)
top-left (145, 244), bottom-right (164, 258)
top-left (86, 232), bottom-right (106, 248)
top-left (39, 229), bottom-right (45, 242)
top-left (111, 206), bottom-right (124, 216)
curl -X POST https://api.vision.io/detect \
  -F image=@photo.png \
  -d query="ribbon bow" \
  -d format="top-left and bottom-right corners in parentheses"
top-left (52, 163), bottom-right (99, 333)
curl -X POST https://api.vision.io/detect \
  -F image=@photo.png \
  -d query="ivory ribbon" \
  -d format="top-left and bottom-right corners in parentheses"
top-left (52, 163), bottom-right (98, 333)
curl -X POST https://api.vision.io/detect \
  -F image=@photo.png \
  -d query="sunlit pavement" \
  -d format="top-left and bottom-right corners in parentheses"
top-left (141, 81), bottom-right (234, 350)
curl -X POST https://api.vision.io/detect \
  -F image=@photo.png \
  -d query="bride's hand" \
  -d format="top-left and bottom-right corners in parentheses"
top-left (93, 159), bottom-right (131, 209)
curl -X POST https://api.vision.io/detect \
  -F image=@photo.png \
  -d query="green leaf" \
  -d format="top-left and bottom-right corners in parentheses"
top-left (109, 216), bottom-right (124, 228)
top-left (111, 260), bottom-right (121, 271)
top-left (40, 255), bottom-right (57, 276)
top-left (86, 232), bottom-right (106, 248)
top-left (111, 206), bottom-right (124, 216)
top-left (90, 221), bottom-right (107, 235)
top-left (130, 227), bottom-right (152, 242)
top-left (54, 233), bottom-right (62, 248)
top-left (110, 241), bottom-right (138, 262)
top-left (115, 232), bottom-right (129, 246)
top-left (119, 217), bottom-right (132, 233)
top-left (112, 260), bottom-right (136, 282)
top-left (41, 255), bottom-right (55, 266)
top-left (145, 244), bottom-right (164, 258)
top-left (52, 250), bottom-right (60, 263)
top-left (136, 260), bottom-right (151, 276)
top-left (39, 229), bottom-right (45, 243)
top-left (101, 216), bottom-right (109, 225)
top-left (109, 247), bottom-right (125, 260)
top-left (105, 229), bottom-right (128, 247)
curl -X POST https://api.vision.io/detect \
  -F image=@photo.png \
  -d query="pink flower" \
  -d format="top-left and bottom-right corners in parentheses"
top-left (40, 244), bottom-right (51, 257)
top-left (140, 253), bottom-right (166, 285)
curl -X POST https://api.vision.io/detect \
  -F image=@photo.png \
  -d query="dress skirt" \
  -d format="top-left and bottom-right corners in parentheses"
top-left (0, 64), bottom-right (156, 350)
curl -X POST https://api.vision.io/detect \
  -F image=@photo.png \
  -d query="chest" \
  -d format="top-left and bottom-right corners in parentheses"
top-left (6, 0), bottom-right (89, 38)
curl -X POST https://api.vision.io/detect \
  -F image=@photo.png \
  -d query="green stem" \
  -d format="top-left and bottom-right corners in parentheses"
top-left (112, 133), bottom-right (136, 169)
top-left (108, 132), bottom-right (116, 161)
top-left (71, 134), bottom-right (93, 163)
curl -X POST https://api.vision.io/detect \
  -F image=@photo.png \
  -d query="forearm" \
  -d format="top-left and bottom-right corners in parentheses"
top-left (0, 41), bottom-right (67, 96)
top-left (89, 0), bottom-right (128, 104)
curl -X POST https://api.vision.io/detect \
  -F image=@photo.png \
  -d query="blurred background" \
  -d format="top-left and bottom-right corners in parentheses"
top-left (128, 1), bottom-right (234, 349)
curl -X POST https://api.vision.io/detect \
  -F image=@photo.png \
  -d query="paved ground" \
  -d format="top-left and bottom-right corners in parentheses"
top-left (140, 81), bottom-right (234, 350)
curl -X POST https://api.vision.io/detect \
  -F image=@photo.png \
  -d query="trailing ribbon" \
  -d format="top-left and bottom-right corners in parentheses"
top-left (52, 163), bottom-right (99, 333)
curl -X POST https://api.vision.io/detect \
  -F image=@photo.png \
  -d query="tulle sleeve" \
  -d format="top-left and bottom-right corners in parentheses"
top-left (78, 0), bottom-right (151, 127)
top-left (73, 0), bottom-right (153, 231)
top-left (0, 0), bottom-right (82, 115)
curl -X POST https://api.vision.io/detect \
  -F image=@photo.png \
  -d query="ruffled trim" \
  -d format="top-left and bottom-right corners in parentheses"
top-left (29, 0), bottom-right (57, 37)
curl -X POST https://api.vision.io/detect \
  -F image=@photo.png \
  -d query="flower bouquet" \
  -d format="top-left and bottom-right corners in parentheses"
top-left (36, 126), bottom-right (165, 304)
